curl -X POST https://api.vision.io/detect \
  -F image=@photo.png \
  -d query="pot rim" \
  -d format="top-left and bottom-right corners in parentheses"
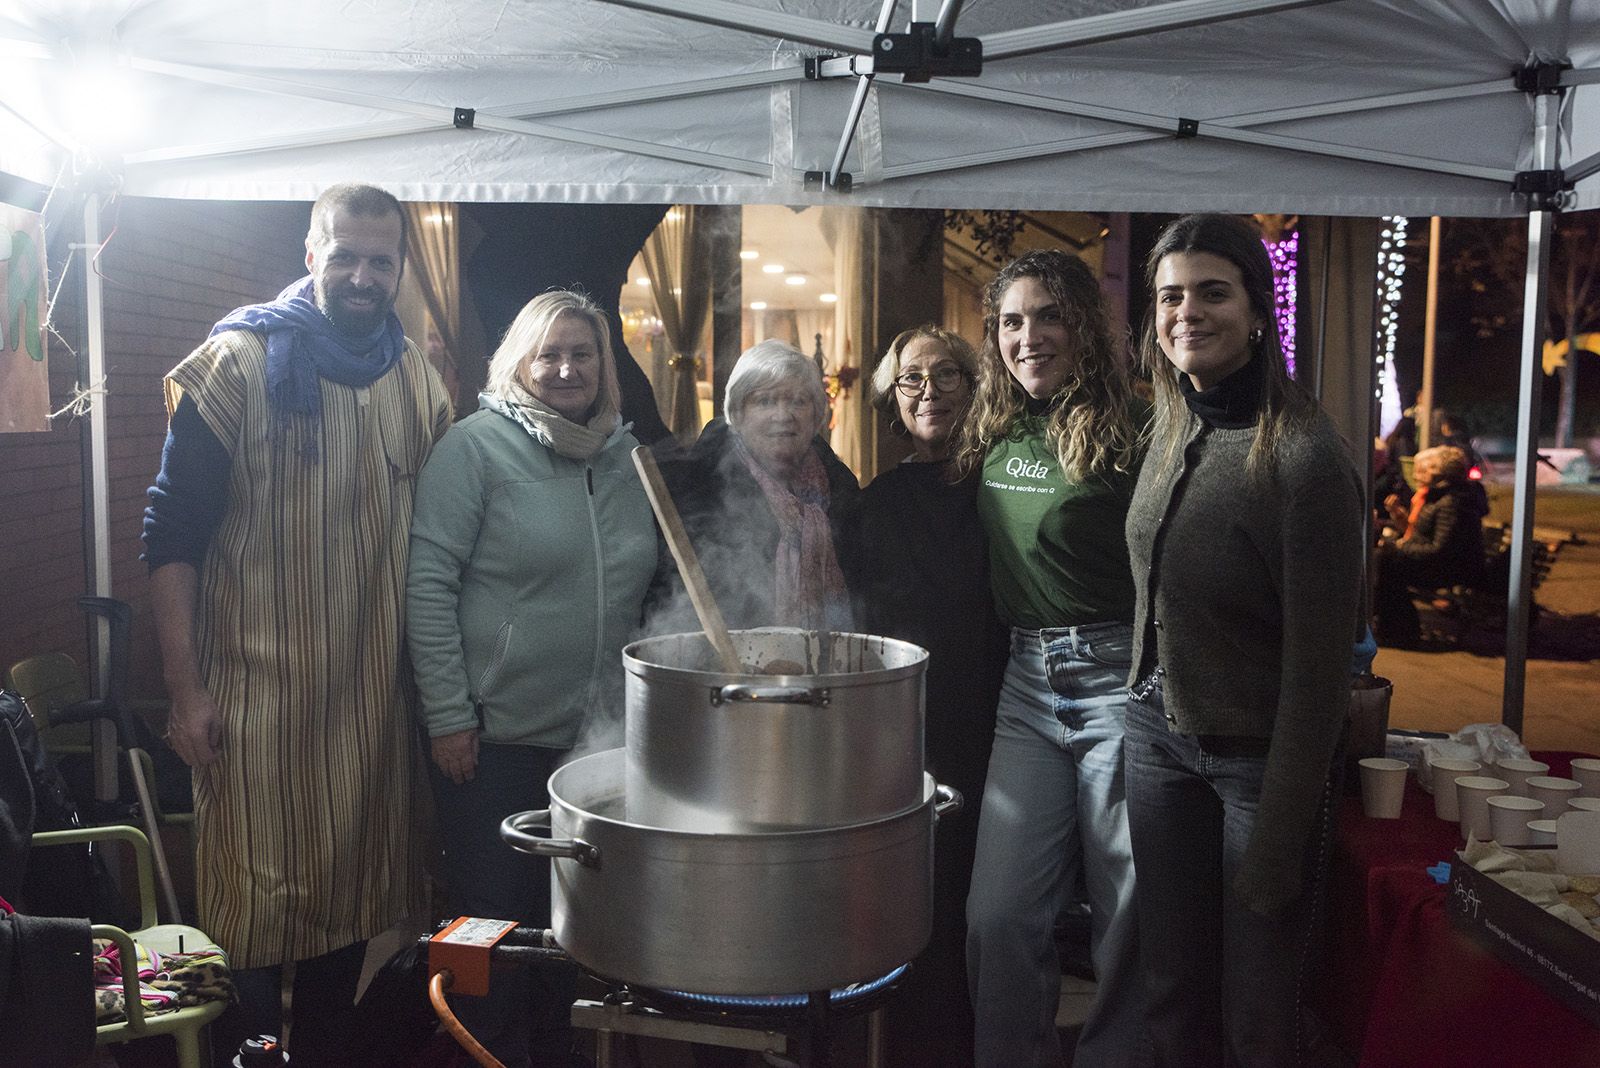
top-left (550, 749), bottom-right (938, 839)
top-left (623, 627), bottom-right (928, 685)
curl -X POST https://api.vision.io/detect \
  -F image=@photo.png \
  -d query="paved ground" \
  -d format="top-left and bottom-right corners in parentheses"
top-left (1373, 483), bottom-right (1600, 755)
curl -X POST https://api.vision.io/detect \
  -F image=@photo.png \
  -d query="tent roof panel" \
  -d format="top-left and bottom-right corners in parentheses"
top-left (2, 0), bottom-right (1595, 214)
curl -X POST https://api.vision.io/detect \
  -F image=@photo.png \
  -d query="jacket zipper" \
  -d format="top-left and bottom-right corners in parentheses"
top-left (585, 462), bottom-right (606, 714)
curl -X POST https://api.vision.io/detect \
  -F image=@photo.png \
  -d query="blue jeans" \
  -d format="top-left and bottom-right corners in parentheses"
top-left (1123, 676), bottom-right (1335, 1068)
top-left (966, 623), bottom-right (1143, 1068)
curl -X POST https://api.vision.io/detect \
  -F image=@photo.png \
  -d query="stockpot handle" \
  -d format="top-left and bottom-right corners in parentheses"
top-left (500, 809), bottom-right (601, 868)
top-left (933, 783), bottom-right (963, 820)
top-left (713, 684), bottom-right (831, 707)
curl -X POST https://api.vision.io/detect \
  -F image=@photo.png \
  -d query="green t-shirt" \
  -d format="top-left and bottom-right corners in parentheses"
top-left (978, 416), bottom-right (1137, 629)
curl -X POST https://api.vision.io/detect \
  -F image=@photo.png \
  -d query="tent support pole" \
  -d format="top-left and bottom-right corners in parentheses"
top-left (82, 190), bottom-right (118, 803)
top-left (1418, 216), bottom-right (1441, 450)
top-left (1502, 92), bottom-right (1561, 736)
top-left (980, 0), bottom-right (1327, 61)
top-left (826, 0), bottom-right (898, 187)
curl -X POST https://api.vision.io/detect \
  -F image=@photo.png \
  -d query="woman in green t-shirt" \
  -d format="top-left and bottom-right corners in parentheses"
top-left (953, 249), bottom-right (1147, 1068)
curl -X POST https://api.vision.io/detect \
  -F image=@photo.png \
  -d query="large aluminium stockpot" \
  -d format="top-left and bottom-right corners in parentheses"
top-left (622, 629), bottom-right (927, 832)
top-left (501, 748), bottom-right (961, 995)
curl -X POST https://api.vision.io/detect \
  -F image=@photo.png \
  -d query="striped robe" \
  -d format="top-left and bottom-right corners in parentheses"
top-left (165, 329), bottom-right (451, 969)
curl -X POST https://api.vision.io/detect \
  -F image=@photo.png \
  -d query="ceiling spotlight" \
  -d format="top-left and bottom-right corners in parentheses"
top-left (819, 293), bottom-right (838, 303)
top-left (635, 277), bottom-right (650, 286)
top-left (785, 275), bottom-right (806, 286)
top-left (762, 263), bottom-right (785, 274)
top-left (750, 301), bottom-right (768, 311)
top-left (739, 250), bottom-right (759, 260)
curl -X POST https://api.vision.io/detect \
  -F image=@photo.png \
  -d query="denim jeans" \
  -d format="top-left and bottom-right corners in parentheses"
top-left (431, 742), bottom-right (577, 1068)
top-left (966, 623), bottom-right (1143, 1068)
top-left (1123, 676), bottom-right (1335, 1068)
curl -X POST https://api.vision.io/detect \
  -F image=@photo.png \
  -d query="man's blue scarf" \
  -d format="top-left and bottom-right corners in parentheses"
top-left (210, 276), bottom-right (405, 457)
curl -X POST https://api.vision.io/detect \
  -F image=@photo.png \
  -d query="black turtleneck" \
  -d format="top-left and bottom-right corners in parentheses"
top-left (1178, 355), bottom-right (1262, 429)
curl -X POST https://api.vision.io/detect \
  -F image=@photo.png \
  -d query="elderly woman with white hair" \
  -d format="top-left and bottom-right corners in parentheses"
top-left (651, 339), bottom-right (860, 634)
top-left (407, 289), bottom-right (657, 1068)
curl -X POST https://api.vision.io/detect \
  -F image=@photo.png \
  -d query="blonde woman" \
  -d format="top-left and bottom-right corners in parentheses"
top-left (407, 290), bottom-right (657, 1067)
top-left (1124, 213), bottom-right (1364, 1065)
top-left (956, 250), bottom-right (1148, 1068)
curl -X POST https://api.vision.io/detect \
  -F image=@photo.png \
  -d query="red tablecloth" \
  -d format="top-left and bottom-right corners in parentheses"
top-left (1321, 751), bottom-right (1600, 1067)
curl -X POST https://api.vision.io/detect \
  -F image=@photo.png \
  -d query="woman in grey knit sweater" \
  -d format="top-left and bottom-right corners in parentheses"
top-left (1123, 214), bottom-right (1364, 1067)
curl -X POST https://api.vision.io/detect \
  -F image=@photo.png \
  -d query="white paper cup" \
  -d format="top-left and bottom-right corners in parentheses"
top-left (1570, 758), bottom-right (1600, 797)
top-left (1495, 757), bottom-right (1550, 796)
top-left (1568, 797), bottom-right (1600, 814)
top-left (1528, 819), bottom-right (1560, 846)
top-left (1457, 776), bottom-right (1510, 841)
top-left (1528, 775), bottom-right (1582, 813)
top-left (1556, 810), bottom-right (1600, 874)
top-left (1359, 758), bottom-right (1409, 819)
top-left (1487, 795), bottom-right (1544, 846)
top-left (1431, 759), bottom-right (1483, 821)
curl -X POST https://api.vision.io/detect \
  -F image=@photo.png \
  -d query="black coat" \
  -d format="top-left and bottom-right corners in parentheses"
top-left (646, 418), bottom-right (861, 634)
top-left (1394, 475), bottom-right (1490, 586)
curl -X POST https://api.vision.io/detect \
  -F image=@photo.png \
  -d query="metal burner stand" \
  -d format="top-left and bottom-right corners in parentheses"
top-left (574, 965), bottom-right (908, 1068)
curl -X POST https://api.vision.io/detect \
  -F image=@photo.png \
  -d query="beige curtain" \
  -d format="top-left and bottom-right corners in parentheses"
top-left (641, 207), bottom-right (711, 443)
top-left (403, 202), bottom-right (462, 381)
top-left (827, 207), bottom-right (870, 475)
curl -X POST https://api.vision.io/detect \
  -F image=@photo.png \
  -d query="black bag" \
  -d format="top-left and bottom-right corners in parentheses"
top-left (349, 939), bottom-right (451, 1067)
top-left (1, 690), bottom-right (131, 926)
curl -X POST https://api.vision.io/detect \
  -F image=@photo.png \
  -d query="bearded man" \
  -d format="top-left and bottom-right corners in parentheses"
top-left (142, 183), bottom-right (451, 1063)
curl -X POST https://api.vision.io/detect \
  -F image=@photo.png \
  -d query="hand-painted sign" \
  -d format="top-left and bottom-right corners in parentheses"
top-left (0, 203), bottom-right (47, 432)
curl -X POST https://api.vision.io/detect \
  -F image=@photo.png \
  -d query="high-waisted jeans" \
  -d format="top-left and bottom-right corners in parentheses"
top-left (1123, 674), bottom-right (1337, 1068)
top-left (966, 623), bottom-right (1144, 1068)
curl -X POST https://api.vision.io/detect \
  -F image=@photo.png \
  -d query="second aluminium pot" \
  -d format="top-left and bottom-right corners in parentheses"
top-left (622, 628), bottom-right (928, 832)
top-left (501, 747), bottom-right (962, 995)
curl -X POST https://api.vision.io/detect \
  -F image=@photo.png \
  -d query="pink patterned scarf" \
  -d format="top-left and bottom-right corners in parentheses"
top-left (735, 436), bottom-right (851, 631)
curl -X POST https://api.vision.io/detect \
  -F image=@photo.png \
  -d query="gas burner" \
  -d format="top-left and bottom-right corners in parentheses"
top-left (631, 962), bottom-right (909, 1019)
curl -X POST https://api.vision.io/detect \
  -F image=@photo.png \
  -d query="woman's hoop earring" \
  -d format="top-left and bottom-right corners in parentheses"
top-left (1249, 327), bottom-right (1265, 346)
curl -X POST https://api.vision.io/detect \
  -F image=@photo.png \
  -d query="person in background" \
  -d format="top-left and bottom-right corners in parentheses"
top-left (1373, 444), bottom-right (1489, 647)
top-left (407, 290), bottom-right (657, 1067)
top-left (1371, 412), bottom-right (1417, 511)
top-left (954, 250), bottom-right (1148, 1068)
top-left (650, 340), bottom-right (859, 634)
top-left (143, 183), bottom-right (452, 1063)
top-left (855, 325), bottom-right (1006, 1067)
top-left (1124, 212), bottom-right (1364, 1066)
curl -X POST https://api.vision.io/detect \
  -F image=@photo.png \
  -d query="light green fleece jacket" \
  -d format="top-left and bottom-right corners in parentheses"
top-left (406, 396), bottom-right (658, 747)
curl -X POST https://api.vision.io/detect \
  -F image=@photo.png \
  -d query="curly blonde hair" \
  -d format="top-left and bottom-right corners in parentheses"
top-left (953, 249), bottom-right (1144, 481)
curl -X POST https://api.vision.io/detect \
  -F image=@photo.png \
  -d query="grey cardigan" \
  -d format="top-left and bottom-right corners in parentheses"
top-left (1126, 405), bottom-right (1364, 915)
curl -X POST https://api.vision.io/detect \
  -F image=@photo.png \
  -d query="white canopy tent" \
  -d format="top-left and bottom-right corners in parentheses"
top-left (2, 0), bottom-right (1597, 733)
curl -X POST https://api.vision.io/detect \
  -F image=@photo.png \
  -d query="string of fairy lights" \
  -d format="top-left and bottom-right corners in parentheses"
top-left (1264, 229), bottom-right (1299, 376)
top-left (1375, 216), bottom-right (1409, 435)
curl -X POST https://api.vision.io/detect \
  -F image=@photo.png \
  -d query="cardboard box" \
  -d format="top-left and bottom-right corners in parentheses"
top-left (1447, 856), bottom-right (1600, 1027)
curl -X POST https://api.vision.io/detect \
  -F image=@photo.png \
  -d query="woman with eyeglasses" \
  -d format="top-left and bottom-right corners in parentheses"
top-left (954, 251), bottom-right (1148, 1068)
top-left (855, 325), bottom-right (1006, 1067)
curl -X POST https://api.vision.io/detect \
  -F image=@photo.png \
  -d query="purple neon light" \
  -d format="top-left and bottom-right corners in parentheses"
top-left (1264, 230), bottom-right (1298, 377)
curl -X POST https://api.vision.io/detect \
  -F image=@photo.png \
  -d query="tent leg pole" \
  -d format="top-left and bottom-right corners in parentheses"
top-left (1502, 92), bottom-right (1561, 737)
top-left (83, 190), bottom-right (118, 804)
